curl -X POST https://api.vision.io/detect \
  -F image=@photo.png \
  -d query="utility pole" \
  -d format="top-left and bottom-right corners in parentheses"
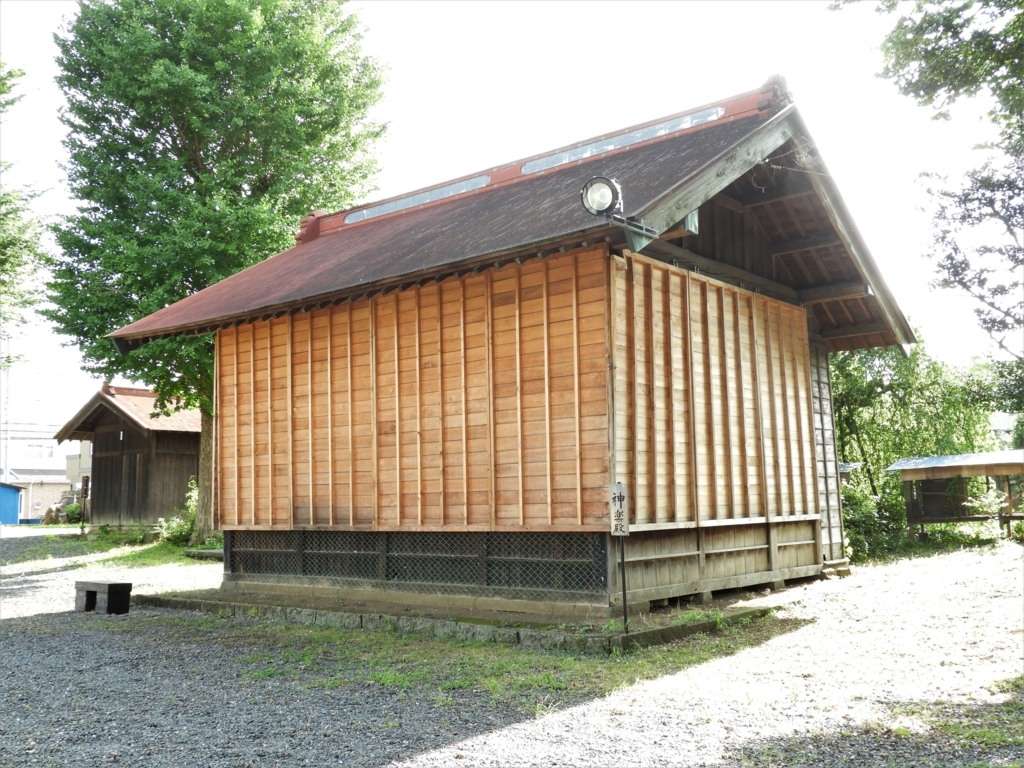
top-left (1, 325), bottom-right (7, 484)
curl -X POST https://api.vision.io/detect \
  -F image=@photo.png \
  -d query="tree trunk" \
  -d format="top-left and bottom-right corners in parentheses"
top-left (852, 428), bottom-right (879, 498)
top-left (193, 408), bottom-right (214, 544)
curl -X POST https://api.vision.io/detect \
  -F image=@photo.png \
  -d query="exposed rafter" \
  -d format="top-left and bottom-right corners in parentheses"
top-left (735, 175), bottom-right (814, 207)
top-left (773, 234), bottom-right (841, 257)
top-left (797, 282), bottom-right (873, 304)
top-left (820, 321), bottom-right (889, 339)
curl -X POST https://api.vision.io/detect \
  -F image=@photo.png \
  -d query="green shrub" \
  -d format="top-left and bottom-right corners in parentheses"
top-left (194, 530), bottom-right (224, 550)
top-left (1011, 521), bottom-right (1024, 544)
top-left (841, 482), bottom-right (907, 562)
top-left (64, 502), bottom-right (82, 524)
top-left (842, 481), bottom-right (997, 562)
top-left (158, 477), bottom-right (198, 546)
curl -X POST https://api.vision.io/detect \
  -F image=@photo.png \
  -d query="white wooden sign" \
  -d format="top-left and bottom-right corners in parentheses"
top-left (610, 481), bottom-right (629, 536)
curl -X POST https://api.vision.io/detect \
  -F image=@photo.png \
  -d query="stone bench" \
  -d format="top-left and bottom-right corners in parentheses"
top-left (75, 581), bottom-right (132, 615)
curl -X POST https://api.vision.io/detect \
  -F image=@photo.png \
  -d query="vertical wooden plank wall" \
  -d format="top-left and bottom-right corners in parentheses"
top-left (809, 343), bottom-right (845, 562)
top-left (612, 251), bottom-right (818, 526)
top-left (216, 245), bottom-right (610, 532)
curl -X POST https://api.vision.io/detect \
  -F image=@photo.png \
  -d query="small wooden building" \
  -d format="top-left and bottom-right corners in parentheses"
top-left (55, 384), bottom-right (202, 526)
top-left (887, 449), bottom-right (1024, 533)
top-left (111, 80), bottom-right (914, 614)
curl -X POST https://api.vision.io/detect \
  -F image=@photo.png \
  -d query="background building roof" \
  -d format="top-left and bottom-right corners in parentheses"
top-left (54, 383), bottom-right (202, 443)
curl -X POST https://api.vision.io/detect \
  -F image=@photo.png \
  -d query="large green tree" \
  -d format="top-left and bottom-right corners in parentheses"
top-left (46, 0), bottom-right (384, 539)
top-left (869, 0), bottom-right (1023, 386)
top-left (0, 63), bottom-right (42, 369)
top-left (831, 339), bottom-right (997, 558)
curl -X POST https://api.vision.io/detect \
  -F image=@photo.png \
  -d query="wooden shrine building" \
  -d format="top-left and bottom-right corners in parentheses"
top-left (887, 449), bottom-right (1024, 535)
top-left (55, 384), bottom-right (202, 527)
top-left (110, 79), bottom-right (914, 614)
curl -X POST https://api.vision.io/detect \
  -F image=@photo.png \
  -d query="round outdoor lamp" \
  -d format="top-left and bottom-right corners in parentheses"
top-left (581, 176), bottom-right (622, 216)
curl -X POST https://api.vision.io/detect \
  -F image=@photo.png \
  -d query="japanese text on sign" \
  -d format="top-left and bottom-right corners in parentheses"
top-left (610, 481), bottom-right (629, 536)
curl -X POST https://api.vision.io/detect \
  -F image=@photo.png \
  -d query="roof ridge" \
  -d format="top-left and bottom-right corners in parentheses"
top-left (103, 383), bottom-right (156, 399)
top-left (305, 82), bottom-right (784, 241)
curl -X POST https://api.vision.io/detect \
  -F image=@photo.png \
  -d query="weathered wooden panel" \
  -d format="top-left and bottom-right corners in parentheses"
top-left (616, 519), bottom-right (818, 603)
top-left (92, 417), bottom-right (152, 525)
top-left (148, 451), bottom-right (199, 519)
top-left (613, 251), bottom-right (817, 526)
top-left (809, 343), bottom-right (845, 561)
top-left (217, 245), bottom-right (611, 531)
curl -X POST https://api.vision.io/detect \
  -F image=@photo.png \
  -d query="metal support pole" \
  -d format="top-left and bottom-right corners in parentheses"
top-left (620, 536), bottom-right (629, 634)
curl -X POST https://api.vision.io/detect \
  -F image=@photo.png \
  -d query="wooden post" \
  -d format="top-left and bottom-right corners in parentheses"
top-left (436, 281), bottom-right (446, 524)
top-left (776, 310), bottom-right (795, 516)
top-left (749, 298), bottom-right (776, 570)
top-left (1002, 475), bottom-right (1012, 535)
top-left (903, 480), bottom-right (915, 531)
top-left (326, 310), bottom-right (335, 526)
top-left (716, 287), bottom-right (733, 518)
top-left (394, 292), bottom-right (402, 525)
top-left (684, 273), bottom-right (703, 575)
top-left (485, 270), bottom-right (497, 529)
top-left (543, 258), bottom-right (553, 524)
top-left (733, 295), bottom-right (750, 518)
top-left (645, 265), bottom-right (658, 522)
top-left (663, 270), bottom-right (677, 522)
top-left (286, 314), bottom-right (294, 530)
top-left (213, 332), bottom-right (221, 530)
top-left (250, 326), bottom-right (256, 527)
top-left (267, 321), bottom-right (275, 526)
top-left (701, 282), bottom-right (717, 520)
top-left (515, 264), bottom-right (524, 526)
top-left (572, 253), bottom-right (584, 525)
top-left (415, 288), bottom-right (423, 526)
top-left (347, 302), bottom-right (355, 527)
top-left (307, 313), bottom-right (314, 526)
top-left (370, 297), bottom-right (379, 530)
top-left (627, 257), bottom-right (639, 524)
top-left (606, 255), bottom-right (619, 515)
top-left (763, 304), bottom-right (782, 516)
top-left (232, 326), bottom-right (240, 528)
top-left (460, 278), bottom-right (469, 525)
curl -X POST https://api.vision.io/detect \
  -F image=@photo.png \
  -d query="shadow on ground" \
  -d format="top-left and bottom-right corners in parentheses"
top-left (0, 607), bottom-right (808, 768)
top-left (729, 680), bottom-right (1024, 768)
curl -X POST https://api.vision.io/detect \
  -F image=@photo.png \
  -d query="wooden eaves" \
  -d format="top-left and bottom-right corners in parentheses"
top-left (621, 104), bottom-right (915, 351)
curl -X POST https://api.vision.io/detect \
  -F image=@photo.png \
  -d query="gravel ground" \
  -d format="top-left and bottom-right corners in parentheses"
top-left (1, 535), bottom-right (1022, 767)
top-left (394, 542), bottom-right (1024, 768)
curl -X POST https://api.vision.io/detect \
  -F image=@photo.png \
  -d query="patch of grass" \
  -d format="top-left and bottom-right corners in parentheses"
top-left (247, 667), bottom-right (283, 680)
top-left (100, 610), bottom-right (804, 713)
top-left (1, 528), bottom-right (148, 565)
top-left (97, 541), bottom-right (199, 568)
top-left (932, 674), bottom-right (1024, 750)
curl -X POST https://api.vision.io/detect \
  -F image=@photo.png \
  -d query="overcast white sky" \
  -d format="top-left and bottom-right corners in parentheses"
top-left (0, 0), bottom-right (1009, 431)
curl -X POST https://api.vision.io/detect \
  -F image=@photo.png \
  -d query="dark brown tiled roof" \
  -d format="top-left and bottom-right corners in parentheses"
top-left (111, 106), bottom-right (768, 341)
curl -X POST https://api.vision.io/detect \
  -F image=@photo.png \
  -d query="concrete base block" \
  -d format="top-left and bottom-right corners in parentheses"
top-left (694, 591), bottom-right (713, 605)
top-left (75, 581), bottom-right (132, 615)
top-left (770, 580), bottom-right (786, 591)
